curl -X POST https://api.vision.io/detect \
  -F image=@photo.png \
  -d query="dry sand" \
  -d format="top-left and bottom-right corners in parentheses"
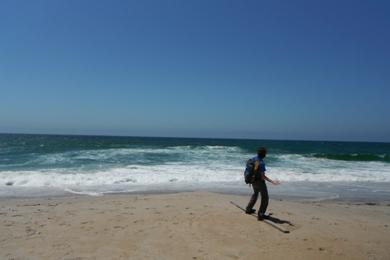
top-left (1, 191), bottom-right (390, 260)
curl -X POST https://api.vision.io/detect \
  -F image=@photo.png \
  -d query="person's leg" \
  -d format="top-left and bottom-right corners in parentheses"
top-left (258, 181), bottom-right (269, 215)
top-left (246, 186), bottom-right (259, 213)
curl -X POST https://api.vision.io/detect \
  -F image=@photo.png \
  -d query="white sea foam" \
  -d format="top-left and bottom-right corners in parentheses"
top-left (25, 145), bottom-right (246, 167)
top-left (1, 158), bottom-right (390, 190)
top-left (1, 146), bottom-right (390, 196)
top-left (269, 153), bottom-right (390, 182)
top-left (63, 188), bottom-right (103, 196)
top-left (0, 164), bottom-right (242, 188)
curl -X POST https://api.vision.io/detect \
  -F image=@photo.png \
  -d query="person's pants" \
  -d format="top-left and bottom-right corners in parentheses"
top-left (246, 181), bottom-right (269, 215)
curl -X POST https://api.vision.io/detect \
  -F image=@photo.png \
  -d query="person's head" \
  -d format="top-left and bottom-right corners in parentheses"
top-left (257, 147), bottom-right (267, 159)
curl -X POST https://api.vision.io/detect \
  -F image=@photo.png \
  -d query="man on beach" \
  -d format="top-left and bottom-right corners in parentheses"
top-left (246, 147), bottom-right (280, 220)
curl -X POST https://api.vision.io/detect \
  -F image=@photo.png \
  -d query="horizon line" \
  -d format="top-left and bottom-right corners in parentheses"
top-left (0, 131), bottom-right (389, 144)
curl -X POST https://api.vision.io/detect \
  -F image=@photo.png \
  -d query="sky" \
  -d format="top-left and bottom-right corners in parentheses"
top-left (0, 0), bottom-right (389, 142)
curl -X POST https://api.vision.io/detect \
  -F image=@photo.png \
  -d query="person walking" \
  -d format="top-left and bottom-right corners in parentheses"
top-left (246, 147), bottom-right (280, 220)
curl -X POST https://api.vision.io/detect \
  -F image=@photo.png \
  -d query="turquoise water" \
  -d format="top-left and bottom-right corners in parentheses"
top-left (1, 134), bottom-right (389, 199)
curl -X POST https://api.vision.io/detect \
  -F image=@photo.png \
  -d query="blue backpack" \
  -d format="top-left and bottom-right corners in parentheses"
top-left (244, 158), bottom-right (257, 184)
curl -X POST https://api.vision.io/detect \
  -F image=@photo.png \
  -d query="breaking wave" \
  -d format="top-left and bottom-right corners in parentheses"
top-left (311, 153), bottom-right (390, 163)
top-left (1, 134), bottom-right (390, 197)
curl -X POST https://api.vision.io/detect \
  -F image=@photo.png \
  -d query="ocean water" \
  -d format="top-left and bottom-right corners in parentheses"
top-left (1, 134), bottom-right (390, 200)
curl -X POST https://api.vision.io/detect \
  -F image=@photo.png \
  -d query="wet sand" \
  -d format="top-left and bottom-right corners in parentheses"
top-left (1, 191), bottom-right (390, 259)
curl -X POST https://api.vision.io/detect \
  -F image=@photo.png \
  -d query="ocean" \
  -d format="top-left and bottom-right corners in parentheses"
top-left (1, 134), bottom-right (389, 200)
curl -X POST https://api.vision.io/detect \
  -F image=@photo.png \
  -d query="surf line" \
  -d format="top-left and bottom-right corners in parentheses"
top-left (230, 201), bottom-right (291, 234)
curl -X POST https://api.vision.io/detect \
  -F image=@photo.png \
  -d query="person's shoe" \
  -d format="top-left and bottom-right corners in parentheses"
top-left (258, 214), bottom-right (270, 221)
top-left (245, 208), bottom-right (256, 214)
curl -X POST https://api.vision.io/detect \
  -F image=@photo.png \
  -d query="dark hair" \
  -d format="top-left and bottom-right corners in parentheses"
top-left (257, 147), bottom-right (267, 158)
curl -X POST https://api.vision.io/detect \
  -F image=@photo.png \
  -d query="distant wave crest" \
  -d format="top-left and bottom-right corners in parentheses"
top-left (311, 153), bottom-right (390, 163)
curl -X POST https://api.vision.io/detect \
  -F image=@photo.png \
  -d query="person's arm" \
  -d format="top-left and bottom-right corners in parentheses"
top-left (260, 172), bottom-right (280, 185)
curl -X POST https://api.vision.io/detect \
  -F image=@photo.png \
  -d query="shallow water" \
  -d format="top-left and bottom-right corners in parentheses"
top-left (1, 134), bottom-right (389, 199)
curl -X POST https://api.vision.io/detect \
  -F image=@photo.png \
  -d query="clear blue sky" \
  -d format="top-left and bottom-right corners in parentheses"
top-left (0, 0), bottom-right (389, 142)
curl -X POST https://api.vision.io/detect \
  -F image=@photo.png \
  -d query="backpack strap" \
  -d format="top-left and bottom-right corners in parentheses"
top-left (254, 160), bottom-right (260, 172)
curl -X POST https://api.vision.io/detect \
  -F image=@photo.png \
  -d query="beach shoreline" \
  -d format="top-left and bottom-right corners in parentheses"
top-left (1, 191), bottom-right (389, 259)
top-left (2, 180), bottom-right (390, 205)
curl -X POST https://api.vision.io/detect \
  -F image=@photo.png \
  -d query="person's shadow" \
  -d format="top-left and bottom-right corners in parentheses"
top-left (266, 214), bottom-right (294, 226)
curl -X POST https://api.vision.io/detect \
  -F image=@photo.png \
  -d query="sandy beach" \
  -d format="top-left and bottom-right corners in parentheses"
top-left (1, 191), bottom-right (389, 260)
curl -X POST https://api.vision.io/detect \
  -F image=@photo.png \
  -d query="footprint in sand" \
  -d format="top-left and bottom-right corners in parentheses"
top-left (4, 221), bottom-right (14, 227)
top-left (25, 226), bottom-right (37, 237)
top-left (114, 225), bottom-right (126, 230)
top-left (63, 256), bottom-right (83, 260)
